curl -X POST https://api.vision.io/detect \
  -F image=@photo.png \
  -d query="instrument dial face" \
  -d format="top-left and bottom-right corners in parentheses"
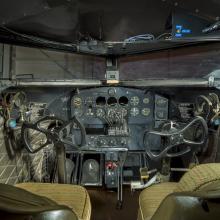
top-left (143, 97), bottom-right (150, 104)
top-left (130, 107), bottom-right (139, 116)
top-left (108, 88), bottom-right (116, 96)
top-left (156, 98), bottom-right (167, 107)
top-left (142, 108), bottom-right (151, 116)
top-left (130, 96), bottom-right (139, 106)
top-left (156, 110), bottom-right (166, 119)
top-left (73, 97), bottom-right (82, 108)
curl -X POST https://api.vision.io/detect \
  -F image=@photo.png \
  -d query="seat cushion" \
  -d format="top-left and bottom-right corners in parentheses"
top-left (138, 163), bottom-right (220, 220)
top-left (138, 182), bottom-right (177, 220)
top-left (16, 183), bottom-right (91, 220)
top-left (175, 163), bottom-right (220, 192)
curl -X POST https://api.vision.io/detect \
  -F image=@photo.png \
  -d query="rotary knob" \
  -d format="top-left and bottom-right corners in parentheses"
top-left (109, 139), bottom-right (116, 146)
top-left (97, 138), bottom-right (107, 146)
top-left (120, 138), bottom-right (127, 146)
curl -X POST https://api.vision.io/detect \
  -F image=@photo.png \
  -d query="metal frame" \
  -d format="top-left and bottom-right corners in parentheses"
top-left (0, 78), bottom-right (217, 89)
top-left (0, 44), bottom-right (11, 79)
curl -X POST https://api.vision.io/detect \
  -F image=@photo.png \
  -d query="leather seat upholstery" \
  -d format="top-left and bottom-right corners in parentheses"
top-left (16, 183), bottom-right (91, 220)
top-left (138, 163), bottom-right (220, 220)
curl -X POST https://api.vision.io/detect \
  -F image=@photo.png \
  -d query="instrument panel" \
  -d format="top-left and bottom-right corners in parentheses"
top-left (71, 87), bottom-right (154, 125)
top-left (71, 87), bottom-right (168, 151)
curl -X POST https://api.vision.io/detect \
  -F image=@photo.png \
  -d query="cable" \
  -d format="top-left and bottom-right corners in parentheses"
top-left (0, 25), bottom-right (77, 48)
top-left (124, 32), bottom-right (172, 43)
top-left (195, 95), bottom-right (212, 121)
top-left (124, 34), bottom-right (155, 43)
top-left (195, 93), bottom-right (220, 123)
top-left (156, 33), bottom-right (172, 40)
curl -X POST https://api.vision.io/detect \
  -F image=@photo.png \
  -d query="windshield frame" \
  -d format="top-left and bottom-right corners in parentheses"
top-left (1, 25), bottom-right (220, 56)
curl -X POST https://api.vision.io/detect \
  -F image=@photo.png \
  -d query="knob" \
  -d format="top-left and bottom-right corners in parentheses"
top-left (120, 138), bottom-right (127, 146)
top-left (97, 138), bottom-right (107, 146)
top-left (109, 139), bottom-right (116, 146)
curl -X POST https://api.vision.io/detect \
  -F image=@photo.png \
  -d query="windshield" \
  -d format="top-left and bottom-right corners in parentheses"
top-left (13, 42), bottom-right (220, 80)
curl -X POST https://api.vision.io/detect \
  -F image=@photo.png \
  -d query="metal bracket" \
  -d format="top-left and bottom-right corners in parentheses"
top-left (105, 57), bottom-right (119, 84)
top-left (208, 76), bottom-right (215, 87)
top-left (206, 70), bottom-right (220, 89)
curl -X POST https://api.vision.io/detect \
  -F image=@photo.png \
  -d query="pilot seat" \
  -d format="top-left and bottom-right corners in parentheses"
top-left (138, 163), bottom-right (220, 220)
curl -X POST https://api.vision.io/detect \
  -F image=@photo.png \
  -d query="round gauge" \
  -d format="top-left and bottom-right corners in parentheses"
top-left (108, 88), bottom-right (116, 96)
top-left (73, 97), bottom-right (82, 108)
top-left (143, 97), bottom-right (150, 104)
top-left (96, 108), bottom-right (105, 118)
top-left (119, 96), bottom-right (129, 106)
top-left (130, 107), bottom-right (139, 116)
top-left (107, 97), bottom-right (117, 106)
top-left (142, 108), bottom-right (151, 116)
top-left (156, 98), bottom-right (167, 107)
top-left (156, 110), bottom-right (166, 119)
top-left (130, 96), bottom-right (139, 106)
top-left (96, 96), bottom-right (106, 106)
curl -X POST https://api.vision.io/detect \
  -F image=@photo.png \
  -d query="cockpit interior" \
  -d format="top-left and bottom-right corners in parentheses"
top-left (1, 1), bottom-right (220, 220)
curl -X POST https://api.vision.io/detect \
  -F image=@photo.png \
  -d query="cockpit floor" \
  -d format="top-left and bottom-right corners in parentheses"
top-left (88, 187), bottom-right (140, 220)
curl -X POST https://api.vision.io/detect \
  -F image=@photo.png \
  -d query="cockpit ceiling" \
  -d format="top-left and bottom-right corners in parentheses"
top-left (0, 0), bottom-right (220, 42)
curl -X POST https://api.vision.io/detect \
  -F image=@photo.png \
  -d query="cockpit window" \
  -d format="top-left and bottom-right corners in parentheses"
top-left (14, 46), bottom-right (105, 80)
top-left (119, 42), bottom-right (220, 80)
top-left (13, 43), bottom-right (220, 80)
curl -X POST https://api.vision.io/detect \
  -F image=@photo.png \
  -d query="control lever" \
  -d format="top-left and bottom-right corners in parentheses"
top-left (21, 116), bottom-right (86, 184)
top-left (116, 149), bottom-right (128, 210)
top-left (144, 116), bottom-right (208, 161)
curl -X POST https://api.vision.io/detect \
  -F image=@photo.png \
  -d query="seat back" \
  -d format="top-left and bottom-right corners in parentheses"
top-left (0, 210), bottom-right (77, 220)
top-left (152, 182), bottom-right (220, 220)
top-left (175, 163), bottom-right (220, 192)
top-left (0, 183), bottom-right (78, 220)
